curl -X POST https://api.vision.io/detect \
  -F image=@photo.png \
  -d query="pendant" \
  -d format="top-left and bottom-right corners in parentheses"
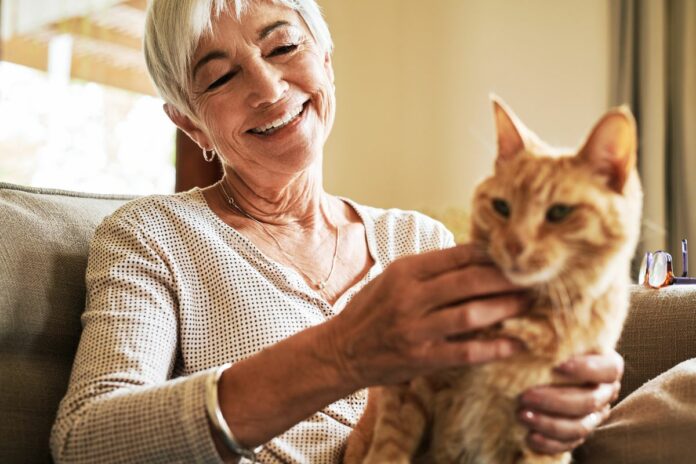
top-left (316, 281), bottom-right (326, 291)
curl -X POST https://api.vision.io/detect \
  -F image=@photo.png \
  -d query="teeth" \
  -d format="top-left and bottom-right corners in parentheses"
top-left (251, 105), bottom-right (304, 134)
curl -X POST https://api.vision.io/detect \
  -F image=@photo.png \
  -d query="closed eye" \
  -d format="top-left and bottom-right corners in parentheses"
top-left (207, 71), bottom-right (237, 91)
top-left (267, 44), bottom-right (298, 58)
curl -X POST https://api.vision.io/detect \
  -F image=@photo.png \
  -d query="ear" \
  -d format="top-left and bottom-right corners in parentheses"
top-left (163, 103), bottom-right (213, 150)
top-left (491, 95), bottom-right (527, 164)
top-left (578, 106), bottom-right (637, 193)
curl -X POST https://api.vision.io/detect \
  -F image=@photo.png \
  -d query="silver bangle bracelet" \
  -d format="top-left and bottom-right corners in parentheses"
top-left (206, 363), bottom-right (263, 462)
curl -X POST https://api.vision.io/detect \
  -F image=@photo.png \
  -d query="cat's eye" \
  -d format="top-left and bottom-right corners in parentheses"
top-left (546, 204), bottom-right (574, 223)
top-left (492, 199), bottom-right (510, 218)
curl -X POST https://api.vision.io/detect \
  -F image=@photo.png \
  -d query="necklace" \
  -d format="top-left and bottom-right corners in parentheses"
top-left (218, 180), bottom-right (340, 291)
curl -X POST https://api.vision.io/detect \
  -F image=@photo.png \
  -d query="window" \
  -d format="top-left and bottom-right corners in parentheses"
top-left (0, 0), bottom-right (176, 194)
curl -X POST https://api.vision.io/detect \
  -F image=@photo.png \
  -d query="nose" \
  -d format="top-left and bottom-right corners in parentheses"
top-left (505, 235), bottom-right (524, 258)
top-left (246, 60), bottom-right (288, 108)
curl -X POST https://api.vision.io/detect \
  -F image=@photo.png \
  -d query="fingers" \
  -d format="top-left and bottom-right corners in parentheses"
top-left (421, 338), bottom-right (524, 369)
top-left (416, 264), bottom-right (525, 310)
top-left (523, 405), bottom-right (610, 455)
top-left (526, 432), bottom-right (585, 455)
top-left (335, 242), bottom-right (527, 387)
top-left (519, 382), bottom-right (619, 417)
top-left (518, 356), bottom-right (621, 456)
top-left (554, 350), bottom-right (624, 384)
top-left (519, 405), bottom-right (610, 443)
top-left (415, 294), bottom-right (527, 342)
top-left (406, 243), bottom-right (492, 279)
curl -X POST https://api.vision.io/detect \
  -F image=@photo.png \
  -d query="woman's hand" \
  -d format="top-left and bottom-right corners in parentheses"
top-left (517, 350), bottom-right (624, 454)
top-left (327, 243), bottom-right (528, 389)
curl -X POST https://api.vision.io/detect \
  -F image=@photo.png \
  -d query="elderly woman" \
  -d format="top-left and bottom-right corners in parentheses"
top-left (50, 0), bottom-right (622, 462)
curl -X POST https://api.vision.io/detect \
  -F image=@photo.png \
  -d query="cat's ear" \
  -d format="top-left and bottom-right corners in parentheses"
top-left (578, 107), bottom-right (637, 193)
top-left (491, 95), bottom-right (527, 164)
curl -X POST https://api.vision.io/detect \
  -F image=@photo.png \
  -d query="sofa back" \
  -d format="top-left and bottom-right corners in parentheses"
top-left (0, 183), bottom-right (133, 463)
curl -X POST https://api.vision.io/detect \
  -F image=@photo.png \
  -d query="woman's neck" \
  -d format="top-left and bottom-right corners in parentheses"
top-left (220, 163), bottom-right (334, 232)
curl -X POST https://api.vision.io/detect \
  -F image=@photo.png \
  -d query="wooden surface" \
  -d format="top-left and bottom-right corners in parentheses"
top-left (174, 130), bottom-right (222, 193)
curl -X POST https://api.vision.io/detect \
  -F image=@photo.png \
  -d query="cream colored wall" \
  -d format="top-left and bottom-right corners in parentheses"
top-left (321, 0), bottom-right (610, 216)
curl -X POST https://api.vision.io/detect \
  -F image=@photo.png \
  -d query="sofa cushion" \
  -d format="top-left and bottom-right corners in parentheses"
top-left (575, 285), bottom-right (696, 462)
top-left (617, 285), bottom-right (696, 401)
top-left (577, 358), bottom-right (696, 463)
top-left (0, 183), bottom-right (134, 463)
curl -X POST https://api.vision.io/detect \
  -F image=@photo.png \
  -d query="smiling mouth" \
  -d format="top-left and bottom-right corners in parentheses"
top-left (248, 101), bottom-right (308, 136)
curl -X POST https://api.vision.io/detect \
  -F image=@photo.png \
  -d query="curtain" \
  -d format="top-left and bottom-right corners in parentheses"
top-left (610, 0), bottom-right (696, 275)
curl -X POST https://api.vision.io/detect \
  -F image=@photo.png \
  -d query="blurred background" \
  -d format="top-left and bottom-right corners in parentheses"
top-left (1, 0), bottom-right (694, 266)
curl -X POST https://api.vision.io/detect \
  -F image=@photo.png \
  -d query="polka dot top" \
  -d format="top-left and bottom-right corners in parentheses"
top-left (50, 189), bottom-right (455, 464)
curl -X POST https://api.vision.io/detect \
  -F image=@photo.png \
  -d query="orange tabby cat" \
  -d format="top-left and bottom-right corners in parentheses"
top-left (344, 97), bottom-right (643, 464)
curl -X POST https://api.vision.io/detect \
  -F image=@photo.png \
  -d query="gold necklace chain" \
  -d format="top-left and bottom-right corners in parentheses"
top-left (218, 179), bottom-right (340, 291)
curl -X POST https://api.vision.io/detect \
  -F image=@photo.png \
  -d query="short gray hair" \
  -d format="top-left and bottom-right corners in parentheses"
top-left (144, 0), bottom-right (333, 119)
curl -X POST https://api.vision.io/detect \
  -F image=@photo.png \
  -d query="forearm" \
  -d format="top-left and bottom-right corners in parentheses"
top-left (216, 318), bottom-right (357, 451)
top-left (51, 371), bottom-right (222, 464)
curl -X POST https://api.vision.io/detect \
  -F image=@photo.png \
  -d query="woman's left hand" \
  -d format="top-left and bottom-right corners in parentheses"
top-left (517, 350), bottom-right (623, 454)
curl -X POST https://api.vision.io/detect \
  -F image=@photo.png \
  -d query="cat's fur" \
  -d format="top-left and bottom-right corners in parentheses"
top-left (343, 97), bottom-right (643, 464)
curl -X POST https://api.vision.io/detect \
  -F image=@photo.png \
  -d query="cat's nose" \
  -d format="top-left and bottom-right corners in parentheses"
top-left (505, 236), bottom-right (524, 258)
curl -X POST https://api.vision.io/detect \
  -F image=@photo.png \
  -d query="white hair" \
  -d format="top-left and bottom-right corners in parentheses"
top-left (144, 0), bottom-right (333, 119)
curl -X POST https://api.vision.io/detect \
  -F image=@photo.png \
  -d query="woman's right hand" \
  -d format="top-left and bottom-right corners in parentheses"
top-left (328, 243), bottom-right (529, 389)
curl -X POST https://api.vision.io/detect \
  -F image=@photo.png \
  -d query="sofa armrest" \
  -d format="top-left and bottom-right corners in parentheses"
top-left (616, 285), bottom-right (696, 402)
top-left (575, 285), bottom-right (696, 463)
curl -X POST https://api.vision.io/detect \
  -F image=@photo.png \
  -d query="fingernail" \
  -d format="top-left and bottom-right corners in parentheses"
top-left (554, 359), bottom-right (576, 374)
top-left (518, 390), bottom-right (538, 408)
top-left (523, 293), bottom-right (536, 309)
top-left (519, 409), bottom-right (536, 423)
top-left (508, 339), bottom-right (526, 354)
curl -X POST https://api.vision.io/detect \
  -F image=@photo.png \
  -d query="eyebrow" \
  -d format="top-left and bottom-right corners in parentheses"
top-left (191, 21), bottom-right (292, 80)
top-left (192, 50), bottom-right (228, 80)
top-left (258, 20), bottom-right (290, 40)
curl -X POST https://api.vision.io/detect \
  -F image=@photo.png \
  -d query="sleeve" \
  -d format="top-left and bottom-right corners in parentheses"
top-left (50, 213), bottom-right (224, 464)
top-left (441, 224), bottom-right (456, 249)
top-left (421, 212), bottom-right (456, 250)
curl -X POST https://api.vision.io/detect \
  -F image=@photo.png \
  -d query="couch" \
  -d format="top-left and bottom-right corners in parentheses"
top-left (1, 181), bottom-right (695, 463)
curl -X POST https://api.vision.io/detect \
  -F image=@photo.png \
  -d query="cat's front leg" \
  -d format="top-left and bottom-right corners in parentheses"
top-left (361, 378), bottom-right (433, 464)
top-left (344, 388), bottom-right (379, 464)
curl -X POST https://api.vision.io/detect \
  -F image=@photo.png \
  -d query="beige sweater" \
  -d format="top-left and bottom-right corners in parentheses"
top-left (50, 189), bottom-right (454, 464)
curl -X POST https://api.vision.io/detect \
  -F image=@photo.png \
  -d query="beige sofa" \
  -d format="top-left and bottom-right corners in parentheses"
top-left (1, 182), bottom-right (695, 463)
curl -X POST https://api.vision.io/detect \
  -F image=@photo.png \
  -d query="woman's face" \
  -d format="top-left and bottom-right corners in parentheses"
top-left (186, 2), bottom-right (335, 178)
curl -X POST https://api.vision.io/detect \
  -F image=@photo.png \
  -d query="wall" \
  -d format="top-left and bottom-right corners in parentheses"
top-left (321, 0), bottom-right (611, 215)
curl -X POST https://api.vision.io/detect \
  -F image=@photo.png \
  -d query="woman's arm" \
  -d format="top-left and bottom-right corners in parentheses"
top-left (53, 212), bottom-right (525, 463)
top-left (51, 214), bottom-right (224, 463)
top-left (216, 244), bottom-right (529, 452)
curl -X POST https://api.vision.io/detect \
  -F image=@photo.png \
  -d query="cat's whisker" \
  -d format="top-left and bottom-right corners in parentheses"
top-left (561, 274), bottom-right (578, 325)
top-left (553, 274), bottom-right (576, 340)
top-left (546, 280), bottom-right (567, 341)
top-left (640, 218), bottom-right (667, 235)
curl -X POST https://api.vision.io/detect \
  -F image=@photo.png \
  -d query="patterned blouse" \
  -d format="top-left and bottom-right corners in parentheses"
top-left (50, 189), bottom-right (454, 463)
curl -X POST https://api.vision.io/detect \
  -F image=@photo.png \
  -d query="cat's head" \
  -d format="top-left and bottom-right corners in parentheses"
top-left (471, 96), bottom-right (642, 294)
